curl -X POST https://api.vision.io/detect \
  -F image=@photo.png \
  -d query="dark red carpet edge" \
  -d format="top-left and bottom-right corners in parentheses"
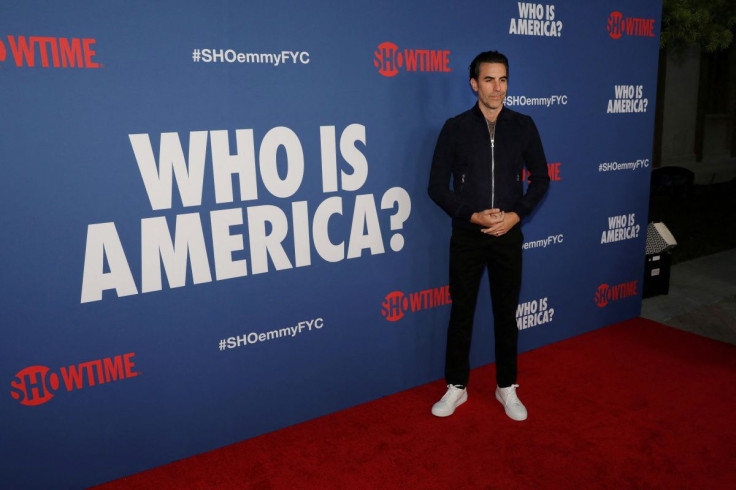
top-left (94, 318), bottom-right (736, 489)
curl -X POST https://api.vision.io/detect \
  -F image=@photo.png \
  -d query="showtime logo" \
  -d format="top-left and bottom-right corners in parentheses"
top-left (381, 285), bottom-right (451, 322)
top-left (10, 353), bottom-right (139, 406)
top-left (594, 281), bottom-right (639, 308)
top-left (0, 35), bottom-right (101, 68)
top-left (606, 11), bottom-right (656, 39)
top-left (373, 42), bottom-right (451, 77)
top-left (522, 162), bottom-right (562, 183)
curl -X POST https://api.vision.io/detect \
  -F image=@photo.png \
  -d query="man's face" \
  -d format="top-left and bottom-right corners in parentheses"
top-left (470, 62), bottom-right (508, 113)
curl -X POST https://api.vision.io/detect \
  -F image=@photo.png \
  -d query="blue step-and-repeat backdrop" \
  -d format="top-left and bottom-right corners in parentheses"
top-left (2, 1), bottom-right (661, 488)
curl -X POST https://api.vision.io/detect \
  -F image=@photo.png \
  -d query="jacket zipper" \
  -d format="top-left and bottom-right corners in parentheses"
top-left (487, 120), bottom-right (496, 208)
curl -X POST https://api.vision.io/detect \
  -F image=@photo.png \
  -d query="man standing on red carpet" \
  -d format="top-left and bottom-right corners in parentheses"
top-left (428, 51), bottom-right (549, 420)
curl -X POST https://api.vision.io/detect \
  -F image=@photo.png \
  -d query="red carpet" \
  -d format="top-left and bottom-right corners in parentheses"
top-left (95, 318), bottom-right (736, 489)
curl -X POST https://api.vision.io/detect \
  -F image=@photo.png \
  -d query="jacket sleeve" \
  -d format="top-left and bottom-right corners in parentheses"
top-left (510, 117), bottom-right (550, 219)
top-left (427, 120), bottom-right (475, 222)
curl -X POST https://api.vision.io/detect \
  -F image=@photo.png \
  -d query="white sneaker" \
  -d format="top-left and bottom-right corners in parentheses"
top-left (495, 384), bottom-right (528, 421)
top-left (431, 384), bottom-right (468, 417)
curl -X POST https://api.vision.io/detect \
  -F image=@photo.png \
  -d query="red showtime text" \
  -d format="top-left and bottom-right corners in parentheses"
top-left (10, 353), bottom-right (139, 406)
top-left (0, 35), bottom-right (101, 68)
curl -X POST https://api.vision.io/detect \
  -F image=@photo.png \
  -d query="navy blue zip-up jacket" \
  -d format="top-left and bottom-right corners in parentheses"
top-left (428, 104), bottom-right (550, 231)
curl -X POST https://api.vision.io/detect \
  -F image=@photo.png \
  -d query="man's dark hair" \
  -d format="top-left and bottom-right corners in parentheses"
top-left (469, 51), bottom-right (509, 81)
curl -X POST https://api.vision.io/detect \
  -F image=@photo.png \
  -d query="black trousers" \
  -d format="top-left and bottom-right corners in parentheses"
top-left (445, 225), bottom-right (523, 388)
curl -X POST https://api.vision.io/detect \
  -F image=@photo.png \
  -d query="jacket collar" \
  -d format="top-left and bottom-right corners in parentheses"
top-left (471, 102), bottom-right (506, 123)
